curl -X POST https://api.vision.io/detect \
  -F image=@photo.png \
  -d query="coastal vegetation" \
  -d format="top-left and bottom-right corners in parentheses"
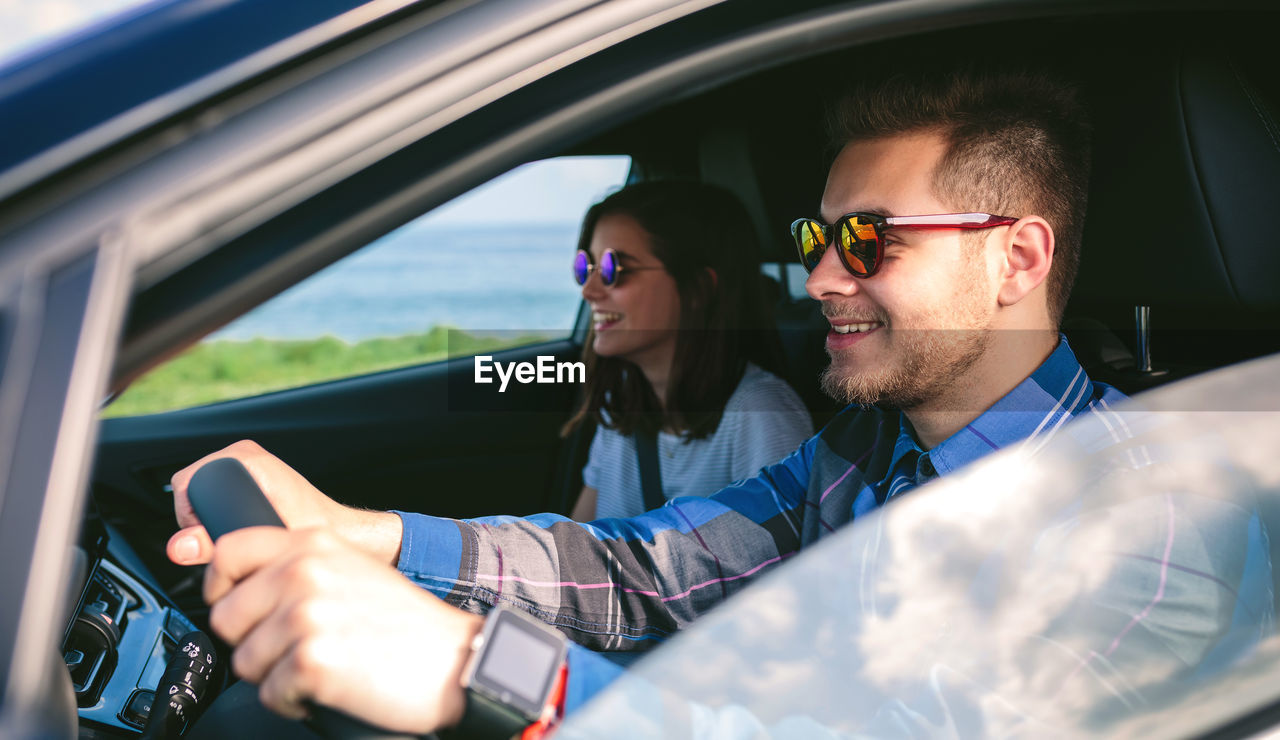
top-left (103, 327), bottom-right (548, 417)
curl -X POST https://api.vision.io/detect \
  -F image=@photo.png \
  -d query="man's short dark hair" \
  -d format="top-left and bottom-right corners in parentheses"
top-left (826, 62), bottom-right (1091, 325)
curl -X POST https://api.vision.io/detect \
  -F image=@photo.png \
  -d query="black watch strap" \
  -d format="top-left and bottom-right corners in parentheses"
top-left (442, 688), bottom-right (531, 740)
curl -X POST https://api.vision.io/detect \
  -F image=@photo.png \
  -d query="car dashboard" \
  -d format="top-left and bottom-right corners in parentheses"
top-left (64, 510), bottom-right (217, 737)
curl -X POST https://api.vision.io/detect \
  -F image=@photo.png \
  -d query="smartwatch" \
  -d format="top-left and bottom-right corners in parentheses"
top-left (448, 606), bottom-right (568, 740)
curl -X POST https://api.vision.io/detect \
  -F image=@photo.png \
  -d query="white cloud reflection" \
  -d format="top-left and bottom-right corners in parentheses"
top-left (562, 354), bottom-right (1280, 738)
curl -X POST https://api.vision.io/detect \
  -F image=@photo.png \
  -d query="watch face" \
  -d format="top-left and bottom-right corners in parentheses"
top-left (474, 609), bottom-right (566, 717)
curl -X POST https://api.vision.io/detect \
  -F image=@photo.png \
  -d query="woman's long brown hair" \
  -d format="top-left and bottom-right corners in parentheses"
top-left (561, 181), bottom-right (784, 440)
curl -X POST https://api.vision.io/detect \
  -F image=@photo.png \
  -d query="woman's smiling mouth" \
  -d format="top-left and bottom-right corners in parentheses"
top-left (593, 311), bottom-right (623, 330)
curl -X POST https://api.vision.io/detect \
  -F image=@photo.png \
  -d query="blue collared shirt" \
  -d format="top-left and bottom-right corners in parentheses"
top-left (397, 336), bottom-right (1131, 711)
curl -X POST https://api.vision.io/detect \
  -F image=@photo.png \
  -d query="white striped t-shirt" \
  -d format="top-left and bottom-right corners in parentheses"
top-left (583, 364), bottom-right (813, 519)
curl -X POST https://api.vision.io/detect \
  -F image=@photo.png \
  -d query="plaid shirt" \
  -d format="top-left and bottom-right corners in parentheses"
top-left (396, 337), bottom-right (1146, 707)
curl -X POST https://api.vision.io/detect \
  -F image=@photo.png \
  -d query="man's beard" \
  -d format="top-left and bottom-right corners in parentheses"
top-left (820, 327), bottom-right (991, 410)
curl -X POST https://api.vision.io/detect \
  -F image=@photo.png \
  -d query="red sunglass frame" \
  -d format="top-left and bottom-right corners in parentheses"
top-left (792, 211), bottom-right (1019, 278)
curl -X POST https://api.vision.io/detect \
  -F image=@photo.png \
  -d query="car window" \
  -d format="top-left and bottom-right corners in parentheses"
top-left (780, 262), bottom-right (810, 301)
top-left (561, 354), bottom-right (1280, 738)
top-left (103, 155), bottom-right (631, 417)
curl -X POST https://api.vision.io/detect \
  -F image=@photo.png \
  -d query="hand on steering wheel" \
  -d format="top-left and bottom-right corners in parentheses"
top-left (186, 458), bottom-right (481, 738)
top-left (168, 440), bottom-right (402, 568)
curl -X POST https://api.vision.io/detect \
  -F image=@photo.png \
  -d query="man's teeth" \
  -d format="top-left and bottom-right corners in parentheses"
top-left (594, 312), bottom-right (623, 324)
top-left (832, 322), bottom-right (880, 334)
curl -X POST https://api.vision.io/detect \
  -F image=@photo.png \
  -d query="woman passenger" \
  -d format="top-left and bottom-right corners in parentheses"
top-left (565, 181), bottom-right (812, 520)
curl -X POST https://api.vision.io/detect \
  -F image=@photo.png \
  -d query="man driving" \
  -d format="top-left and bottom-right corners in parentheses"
top-left (168, 62), bottom-right (1134, 736)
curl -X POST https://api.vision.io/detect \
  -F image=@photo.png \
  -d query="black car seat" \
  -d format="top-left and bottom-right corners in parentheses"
top-left (1069, 43), bottom-right (1280, 615)
top-left (699, 122), bottom-right (842, 427)
top-left (1067, 46), bottom-right (1280, 393)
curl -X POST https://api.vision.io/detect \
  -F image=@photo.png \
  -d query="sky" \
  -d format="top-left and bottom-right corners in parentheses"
top-left (424, 156), bottom-right (631, 225)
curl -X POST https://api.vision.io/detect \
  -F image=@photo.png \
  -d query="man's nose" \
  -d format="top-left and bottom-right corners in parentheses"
top-left (805, 244), bottom-right (862, 300)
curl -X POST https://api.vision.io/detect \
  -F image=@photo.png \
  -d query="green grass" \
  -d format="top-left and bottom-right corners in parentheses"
top-left (103, 327), bottom-right (551, 418)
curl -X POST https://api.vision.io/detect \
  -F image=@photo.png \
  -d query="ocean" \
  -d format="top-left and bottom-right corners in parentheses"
top-left (213, 223), bottom-right (585, 342)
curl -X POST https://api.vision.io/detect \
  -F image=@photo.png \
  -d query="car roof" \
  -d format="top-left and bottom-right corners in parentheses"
top-left (0, 0), bottom-right (416, 204)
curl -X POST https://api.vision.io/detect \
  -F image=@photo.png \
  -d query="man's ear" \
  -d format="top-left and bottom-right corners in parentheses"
top-left (997, 216), bottom-right (1053, 308)
top-left (705, 267), bottom-right (718, 291)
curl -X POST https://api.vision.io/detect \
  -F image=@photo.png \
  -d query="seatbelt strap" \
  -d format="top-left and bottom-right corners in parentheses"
top-left (634, 429), bottom-right (666, 511)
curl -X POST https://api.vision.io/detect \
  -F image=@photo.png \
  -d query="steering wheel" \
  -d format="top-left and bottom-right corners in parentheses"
top-left (187, 458), bottom-right (426, 740)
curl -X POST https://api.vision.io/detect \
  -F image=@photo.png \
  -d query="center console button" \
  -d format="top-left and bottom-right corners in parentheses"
top-left (121, 689), bottom-right (155, 727)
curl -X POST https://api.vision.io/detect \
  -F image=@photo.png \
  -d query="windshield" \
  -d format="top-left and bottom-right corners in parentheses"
top-left (562, 353), bottom-right (1280, 738)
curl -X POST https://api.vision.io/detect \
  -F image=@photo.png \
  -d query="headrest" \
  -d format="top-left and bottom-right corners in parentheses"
top-left (1073, 50), bottom-right (1280, 316)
